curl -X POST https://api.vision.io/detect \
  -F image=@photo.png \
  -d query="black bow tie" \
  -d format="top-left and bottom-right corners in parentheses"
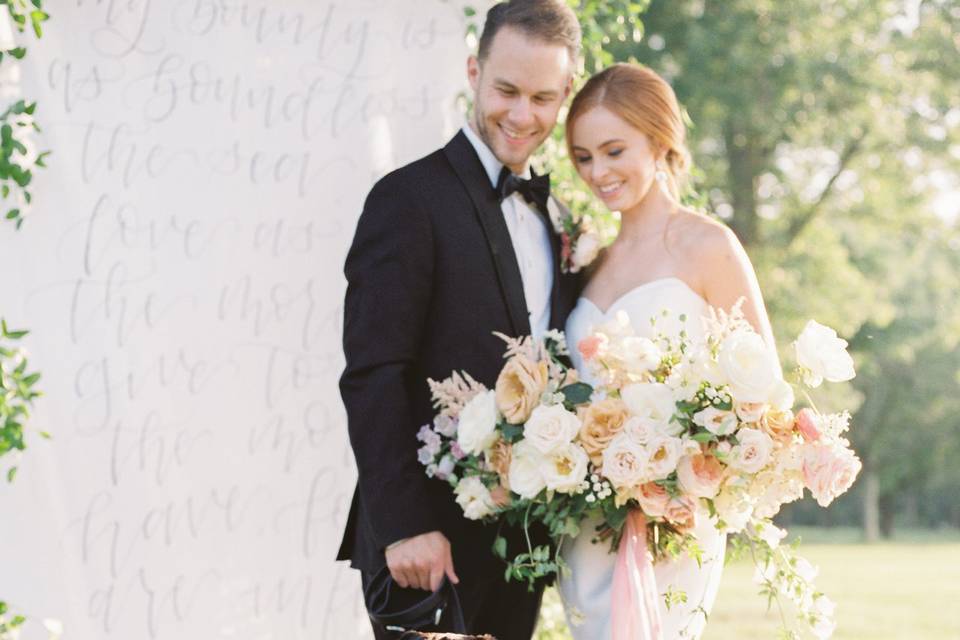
top-left (496, 167), bottom-right (550, 212)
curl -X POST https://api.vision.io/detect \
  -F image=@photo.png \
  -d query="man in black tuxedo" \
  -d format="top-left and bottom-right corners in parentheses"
top-left (338, 2), bottom-right (582, 638)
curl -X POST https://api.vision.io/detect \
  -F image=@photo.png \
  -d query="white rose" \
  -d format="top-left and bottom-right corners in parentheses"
top-left (601, 432), bottom-right (650, 489)
top-left (456, 390), bottom-right (498, 456)
top-left (769, 378), bottom-right (795, 411)
top-left (454, 476), bottom-right (496, 520)
top-left (719, 330), bottom-right (782, 403)
top-left (540, 442), bottom-right (590, 494)
top-left (728, 427), bottom-right (774, 473)
top-left (795, 320), bottom-right (856, 388)
top-left (734, 401), bottom-right (767, 424)
top-left (507, 440), bottom-right (547, 499)
top-left (623, 416), bottom-right (658, 444)
top-left (645, 435), bottom-right (684, 480)
top-left (693, 406), bottom-right (739, 436)
top-left (621, 382), bottom-right (680, 435)
top-left (572, 232), bottom-right (601, 268)
top-left (621, 336), bottom-right (661, 373)
top-left (714, 487), bottom-right (754, 532)
top-left (523, 403), bottom-right (581, 455)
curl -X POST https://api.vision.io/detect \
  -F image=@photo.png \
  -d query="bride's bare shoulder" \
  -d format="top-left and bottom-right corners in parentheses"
top-left (668, 208), bottom-right (740, 259)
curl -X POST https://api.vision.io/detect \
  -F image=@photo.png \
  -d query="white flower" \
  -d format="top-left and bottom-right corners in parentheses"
top-left (540, 442), bottom-right (590, 494)
top-left (601, 432), bottom-right (650, 489)
top-left (734, 401), bottom-right (767, 424)
top-left (523, 403), bottom-right (581, 455)
top-left (810, 595), bottom-right (837, 639)
top-left (693, 406), bottom-right (739, 436)
top-left (508, 440), bottom-right (547, 499)
top-left (714, 487), bottom-right (754, 533)
top-left (795, 320), bottom-right (856, 387)
top-left (718, 329), bottom-right (783, 403)
top-left (435, 455), bottom-right (456, 480)
top-left (645, 435), bottom-right (684, 480)
top-left (728, 427), bottom-right (774, 473)
top-left (769, 378), bottom-right (795, 411)
top-left (572, 232), bottom-right (601, 268)
top-left (454, 476), bottom-right (497, 520)
top-left (456, 390), bottom-right (498, 456)
top-left (621, 382), bottom-right (680, 435)
top-left (754, 520), bottom-right (788, 549)
top-left (621, 335), bottom-right (662, 373)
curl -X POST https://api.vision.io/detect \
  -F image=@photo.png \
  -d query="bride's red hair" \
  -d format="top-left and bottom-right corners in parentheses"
top-left (566, 63), bottom-right (690, 199)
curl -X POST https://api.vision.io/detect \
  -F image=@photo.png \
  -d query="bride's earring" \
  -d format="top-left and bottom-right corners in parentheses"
top-left (655, 161), bottom-right (668, 185)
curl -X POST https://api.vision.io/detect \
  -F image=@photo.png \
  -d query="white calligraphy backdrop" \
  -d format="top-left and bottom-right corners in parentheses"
top-left (0, 2), bottom-right (470, 638)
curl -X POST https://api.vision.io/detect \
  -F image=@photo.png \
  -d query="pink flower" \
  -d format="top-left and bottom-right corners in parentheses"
top-left (634, 481), bottom-right (670, 518)
top-left (664, 495), bottom-right (698, 532)
top-left (578, 335), bottom-right (603, 362)
top-left (802, 443), bottom-right (862, 507)
top-left (796, 408), bottom-right (822, 442)
top-left (676, 453), bottom-right (724, 498)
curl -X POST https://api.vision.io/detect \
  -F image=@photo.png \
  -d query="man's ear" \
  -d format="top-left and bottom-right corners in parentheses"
top-left (467, 55), bottom-right (481, 92)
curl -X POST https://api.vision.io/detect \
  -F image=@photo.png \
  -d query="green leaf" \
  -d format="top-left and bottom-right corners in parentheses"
top-left (9, 46), bottom-right (25, 59)
top-left (6, 208), bottom-right (19, 220)
top-left (561, 382), bottom-right (593, 406)
top-left (492, 536), bottom-right (507, 559)
top-left (499, 421), bottom-right (523, 443)
top-left (6, 466), bottom-right (16, 482)
top-left (690, 431), bottom-right (716, 443)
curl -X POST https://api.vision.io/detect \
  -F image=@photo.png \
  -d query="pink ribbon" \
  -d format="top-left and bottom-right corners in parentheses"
top-left (611, 510), bottom-right (663, 640)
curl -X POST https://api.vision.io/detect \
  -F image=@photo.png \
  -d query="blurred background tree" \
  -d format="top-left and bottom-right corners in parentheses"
top-left (551, 0), bottom-right (960, 540)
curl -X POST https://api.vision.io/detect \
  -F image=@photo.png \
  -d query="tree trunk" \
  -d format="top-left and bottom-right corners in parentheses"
top-left (862, 470), bottom-right (880, 542)
top-left (722, 119), bottom-right (763, 248)
top-left (879, 492), bottom-right (896, 539)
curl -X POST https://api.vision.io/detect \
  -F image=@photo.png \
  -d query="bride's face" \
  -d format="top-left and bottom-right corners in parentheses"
top-left (569, 106), bottom-right (661, 213)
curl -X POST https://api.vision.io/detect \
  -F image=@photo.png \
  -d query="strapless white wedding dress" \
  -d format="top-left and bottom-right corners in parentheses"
top-left (560, 277), bottom-right (726, 640)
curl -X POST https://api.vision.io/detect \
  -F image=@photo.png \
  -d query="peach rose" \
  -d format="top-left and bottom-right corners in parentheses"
top-left (761, 408), bottom-right (796, 442)
top-left (578, 397), bottom-right (630, 466)
top-left (488, 439), bottom-right (513, 489)
top-left (795, 408), bottom-right (822, 443)
top-left (495, 355), bottom-right (548, 424)
top-left (634, 481), bottom-right (670, 518)
top-left (664, 495), bottom-right (698, 532)
top-left (676, 453), bottom-right (724, 498)
top-left (802, 442), bottom-right (862, 507)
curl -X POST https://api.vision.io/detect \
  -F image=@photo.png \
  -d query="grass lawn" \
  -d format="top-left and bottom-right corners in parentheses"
top-left (534, 530), bottom-right (960, 639)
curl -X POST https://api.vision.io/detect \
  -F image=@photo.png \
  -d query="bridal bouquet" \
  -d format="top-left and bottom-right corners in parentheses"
top-left (418, 305), bottom-right (860, 639)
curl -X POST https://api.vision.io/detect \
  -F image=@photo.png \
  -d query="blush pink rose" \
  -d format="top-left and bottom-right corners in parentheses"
top-left (634, 481), bottom-right (670, 518)
top-left (676, 453), bottom-right (724, 498)
top-left (664, 495), bottom-right (698, 532)
top-left (802, 443), bottom-right (862, 507)
top-left (578, 335), bottom-right (603, 362)
top-left (796, 408), bottom-right (822, 442)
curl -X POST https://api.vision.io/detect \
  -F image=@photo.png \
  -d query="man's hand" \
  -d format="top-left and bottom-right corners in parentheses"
top-left (385, 531), bottom-right (460, 592)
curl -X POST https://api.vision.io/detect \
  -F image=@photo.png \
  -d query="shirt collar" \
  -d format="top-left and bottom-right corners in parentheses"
top-left (461, 124), bottom-right (531, 188)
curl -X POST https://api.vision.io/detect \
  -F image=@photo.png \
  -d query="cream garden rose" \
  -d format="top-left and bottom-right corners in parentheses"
top-left (524, 403), bottom-right (581, 455)
top-left (601, 432), bottom-right (650, 490)
top-left (540, 442), bottom-right (590, 494)
top-left (728, 427), bottom-right (774, 474)
top-left (794, 320), bottom-right (855, 388)
top-left (579, 397), bottom-right (630, 466)
top-left (456, 390), bottom-right (498, 455)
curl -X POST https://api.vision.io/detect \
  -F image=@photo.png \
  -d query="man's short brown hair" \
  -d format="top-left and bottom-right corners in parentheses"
top-left (477, 0), bottom-right (581, 64)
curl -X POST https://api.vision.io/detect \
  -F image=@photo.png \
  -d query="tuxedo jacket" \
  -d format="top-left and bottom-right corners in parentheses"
top-left (337, 130), bottom-right (582, 577)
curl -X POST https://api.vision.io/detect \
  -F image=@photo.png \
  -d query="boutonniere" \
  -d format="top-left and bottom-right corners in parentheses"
top-left (546, 199), bottom-right (602, 274)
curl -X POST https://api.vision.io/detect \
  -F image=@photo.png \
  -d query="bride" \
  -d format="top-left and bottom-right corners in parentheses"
top-left (559, 63), bottom-right (777, 639)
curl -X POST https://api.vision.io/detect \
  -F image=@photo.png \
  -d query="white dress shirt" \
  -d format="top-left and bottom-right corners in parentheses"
top-left (461, 125), bottom-right (554, 339)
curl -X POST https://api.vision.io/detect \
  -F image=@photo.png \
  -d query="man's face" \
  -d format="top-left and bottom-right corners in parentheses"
top-left (468, 26), bottom-right (573, 174)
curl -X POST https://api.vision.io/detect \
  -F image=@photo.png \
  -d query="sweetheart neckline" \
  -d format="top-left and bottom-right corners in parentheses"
top-left (578, 277), bottom-right (706, 316)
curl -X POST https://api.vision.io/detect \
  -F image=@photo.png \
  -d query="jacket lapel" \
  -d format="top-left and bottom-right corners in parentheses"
top-left (543, 197), bottom-right (567, 331)
top-left (444, 131), bottom-right (531, 337)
